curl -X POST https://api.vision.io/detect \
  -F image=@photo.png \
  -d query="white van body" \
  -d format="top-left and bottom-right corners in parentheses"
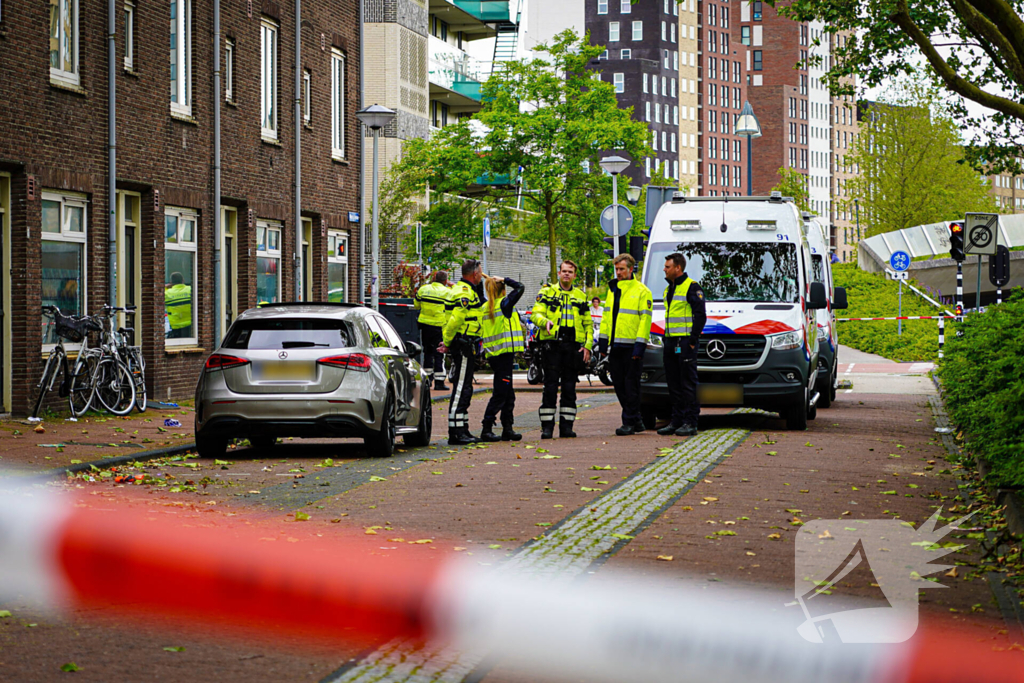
top-left (803, 216), bottom-right (839, 408)
top-left (638, 195), bottom-right (826, 430)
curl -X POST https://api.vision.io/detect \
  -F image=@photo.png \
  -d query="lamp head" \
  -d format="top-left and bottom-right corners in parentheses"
top-left (356, 103), bottom-right (397, 130)
top-left (599, 155), bottom-right (631, 176)
top-left (735, 101), bottom-right (762, 138)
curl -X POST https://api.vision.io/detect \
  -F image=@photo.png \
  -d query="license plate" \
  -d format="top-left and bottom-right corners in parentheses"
top-left (699, 383), bottom-right (743, 405)
top-left (254, 361), bottom-right (315, 381)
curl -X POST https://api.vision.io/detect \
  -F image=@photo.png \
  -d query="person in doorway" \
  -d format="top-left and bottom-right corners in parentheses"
top-left (479, 275), bottom-right (526, 442)
top-left (657, 253), bottom-right (706, 436)
top-left (415, 271), bottom-right (451, 392)
top-left (532, 260), bottom-right (593, 439)
top-left (439, 260), bottom-right (485, 445)
top-left (598, 254), bottom-right (653, 436)
top-left (165, 272), bottom-right (193, 339)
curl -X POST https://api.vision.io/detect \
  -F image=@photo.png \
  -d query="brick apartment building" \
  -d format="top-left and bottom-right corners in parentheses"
top-left (586, 0), bottom-right (684, 187)
top-left (0, 0), bottom-right (361, 414)
top-left (699, 0), bottom-right (748, 197)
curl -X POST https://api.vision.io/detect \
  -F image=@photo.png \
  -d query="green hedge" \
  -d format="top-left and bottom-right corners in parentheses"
top-left (832, 263), bottom-right (952, 362)
top-left (937, 292), bottom-right (1024, 487)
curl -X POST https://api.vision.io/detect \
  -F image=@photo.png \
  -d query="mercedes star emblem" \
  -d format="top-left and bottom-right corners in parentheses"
top-left (278, 351), bottom-right (288, 360)
top-left (707, 339), bottom-right (727, 360)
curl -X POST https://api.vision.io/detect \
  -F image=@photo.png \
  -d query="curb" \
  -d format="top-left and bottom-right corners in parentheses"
top-left (7, 387), bottom-right (491, 485)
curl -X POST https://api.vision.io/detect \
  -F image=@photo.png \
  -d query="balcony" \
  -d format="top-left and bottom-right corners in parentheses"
top-left (430, 0), bottom-right (512, 40)
top-left (429, 35), bottom-right (488, 107)
top-left (454, 0), bottom-right (510, 22)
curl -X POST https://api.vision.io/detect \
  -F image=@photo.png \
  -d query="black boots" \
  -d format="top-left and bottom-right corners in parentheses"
top-left (657, 422), bottom-right (683, 436)
top-left (480, 422), bottom-right (501, 442)
top-left (433, 379), bottom-right (449, 392)
top-left (540, 422), bottom-right (554, 439)
top-left (559, 420), bottom-right (577, 438)
top-left (501, 426), bottom-right (522, 441)
top-left (615, 424), bottom-right (636, 436)
top-left (448, 430), bottom-right (479, 446)
top-left (675, 423), bottom-right (698, 436)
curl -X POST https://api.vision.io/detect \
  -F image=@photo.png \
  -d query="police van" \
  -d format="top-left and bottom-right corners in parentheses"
top-left (802, 215), bottom-right (847, 409)
top-left (638, 193), bottom-right (845, 430)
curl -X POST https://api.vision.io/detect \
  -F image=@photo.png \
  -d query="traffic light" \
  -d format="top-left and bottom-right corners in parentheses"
top-left (629, 235), bottom-right (645, 265)
top-left (949, 221), bottom-right (965, 261)
top-left (604, 235), bottom-right (628, 258)
top-left (603, 236), bottom-right (616, 258)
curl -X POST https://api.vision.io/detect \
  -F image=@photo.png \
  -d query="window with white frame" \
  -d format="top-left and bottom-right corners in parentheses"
top-left (645, 157), bottom-right (651, 178)
top-left (661, 21), bottom-right (666, 41)
top-left (597, 0), bottom-right (608, 14)
top-left (327, 231), bottom-right (349, 302)
top-left (613, 73), bottom-right (624, 93)
top-left (632, 20), bottom-right (643, 40)
top-left (652, 77), bottom-right (658, 95)
top-left (651, 131), bottom-right (657, 151)
top-left (608, 21), bottom-right (619, 42)
top-left (303, 69), bottom-right (311, 124)
top-left (643, 73), bottom-right (648, 93)
top-left (256, 221), bottom-right (282, 305)
top-left (645, 101), bottom-right (650, 121)
top-left (671, 22), bottom-right (676, 42)
top-left (50, 0), bottom-right (79, 85)
top-left (671, 133), bottom-right (677, 152)
top-left (621, 48), bottom-right (631, 59)
top-left (41, 191), bottom-right (87, 346)
top-left (673, 160), bottom-right (679, 178)
top-left (331, 49), bottom-right (346, 158)
top-left (261, 19), bottom-right (278, 138)
top-left (170, 0), bottom-right (192, 114)
top-left (164, 207), bottom-right (198, 344)
top-left (620, 0), bottom-right (630, 12)
top-left (225, 39), bottom-right (234, 101)
top-left (661, 131), bottom-right (667, 150)
top-left (123, 1), bottom-right (134, 70)
top-left (655, 103), bottom-right (661, 123)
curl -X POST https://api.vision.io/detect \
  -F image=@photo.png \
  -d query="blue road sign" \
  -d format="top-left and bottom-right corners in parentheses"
top-left (483, 216), bottom-right (491, 248)
top-left (889, 250), bottom-right (910, 272)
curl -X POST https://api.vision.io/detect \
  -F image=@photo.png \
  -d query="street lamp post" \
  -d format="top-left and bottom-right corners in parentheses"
top-left (600, 155), bottom-right (631, 255)
top-left (356, 104), bottom-right (397, 311)
top-left (854, 198), bottom-right (860, 241)
top-left (735, 102), bottom-right (762, 196)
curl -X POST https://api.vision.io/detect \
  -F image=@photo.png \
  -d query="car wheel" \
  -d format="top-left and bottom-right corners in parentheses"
top-left (250, 436), bottom-right (276, 451)
top-left (817, 375), bottom-right (832, 408)
top-left (365, 392), bottom-right (396, 457)
top-left (195, 429), bottom-right (228, 460)
top-left (785, 388), bottom-right (809, 431)
top-left (403, 385), bottom-right (432, 447)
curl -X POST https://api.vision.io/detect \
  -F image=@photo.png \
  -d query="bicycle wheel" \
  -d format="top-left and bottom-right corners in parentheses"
top-left (130, 349), bottom-right (147, 413)
top-left (94, 357), bottom-right (136, 416)
top-left (68, 353), bottom-right (98, 417)
top-left (31, 350), bottom-right (63, 419)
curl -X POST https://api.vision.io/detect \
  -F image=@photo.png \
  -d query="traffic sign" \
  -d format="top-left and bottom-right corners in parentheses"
top-left (600, 204), bottom-right (633, 237)
top-left (964, 212), bottom-right (999, 255)
top-left (886, 270), bottom-right (909, 281)
top-left (483, 216), bottom-right (491, 248)
top-left (990, 244), bottom-right (1010, 287)
top-left (889, 250), bottom-right (910, 272)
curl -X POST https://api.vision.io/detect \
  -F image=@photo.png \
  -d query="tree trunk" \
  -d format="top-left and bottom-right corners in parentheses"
top-left (546, 204), bottom-right (558, 283)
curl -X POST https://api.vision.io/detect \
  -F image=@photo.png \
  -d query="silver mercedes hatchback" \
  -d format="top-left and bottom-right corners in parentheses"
top-left (194, 303), bottom-right (432, 458)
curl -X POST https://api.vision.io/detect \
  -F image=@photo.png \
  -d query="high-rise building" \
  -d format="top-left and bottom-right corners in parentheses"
top-left (830, 31), bottom-right (860, 263)
top-left (585, 0), bottom-right (683, 186)
top-left (807, 21), bottom-right (832, 220)
top-left (678, 0), bottom-right (699, 194)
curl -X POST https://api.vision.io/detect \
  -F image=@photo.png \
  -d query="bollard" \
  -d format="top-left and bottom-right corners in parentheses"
top-left (938, 316), bottom-right (944, 359)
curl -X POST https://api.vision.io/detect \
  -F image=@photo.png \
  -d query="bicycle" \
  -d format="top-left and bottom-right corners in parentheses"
top-left (92, 306), bottom-right (138, 416)
top-left (34, 306), bottom-right (101, 419)
top-left (114, 308), bottom-right (146, 412)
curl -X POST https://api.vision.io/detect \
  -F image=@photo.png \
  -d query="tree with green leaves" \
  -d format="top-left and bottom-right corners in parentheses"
top-left (403, 30), bottom-right (652, 282)
top-left (841, 79), bottom-right (997, 238)
top-left (771, 167), bottom-right (811, 214)
top-left (774, 0), bottom-right (1024, 172)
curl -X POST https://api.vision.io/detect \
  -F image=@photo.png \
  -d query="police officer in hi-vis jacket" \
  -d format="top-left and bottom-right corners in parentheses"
top-left (439, 260), bottom-right (485, 445)
top-left (657, 252), bottom-right (706, 436)
top-left (598, 254), bottom-right (653, 436)
top-left (414, 271), bottom-right (451, 392)
top-left (532, 260), bottom-right (593, 439)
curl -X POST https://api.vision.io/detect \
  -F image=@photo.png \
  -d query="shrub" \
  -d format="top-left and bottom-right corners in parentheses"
top-left (937, 291), bottom-right (1024, 487)
top-left (832, 263), bottom-right (953, 361)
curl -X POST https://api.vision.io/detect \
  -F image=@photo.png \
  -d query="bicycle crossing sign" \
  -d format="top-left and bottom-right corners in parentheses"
top-left (964, 213), bottom-right (999, 256)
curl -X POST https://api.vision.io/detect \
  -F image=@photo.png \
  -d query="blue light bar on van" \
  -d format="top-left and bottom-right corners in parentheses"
top-left (670, 220), bottom-right (701, 231)
top-left (746, 220), bottom-right (777, 231)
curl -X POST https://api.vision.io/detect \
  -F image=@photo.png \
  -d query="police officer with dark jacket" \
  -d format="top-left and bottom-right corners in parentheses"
top-left (657, 252), bottom-right (707, 436)
top-left (439, 260), bottom-right (485, 445)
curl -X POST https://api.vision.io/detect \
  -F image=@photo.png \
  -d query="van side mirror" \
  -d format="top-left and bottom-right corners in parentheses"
top-left (832, 286), bottom-right (848, 310)
top-left (808, 282), bottom-right (827, 310)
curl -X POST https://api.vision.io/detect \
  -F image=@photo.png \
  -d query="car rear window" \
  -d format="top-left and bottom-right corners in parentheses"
top-left (223, 319), bottom-right (354, 350)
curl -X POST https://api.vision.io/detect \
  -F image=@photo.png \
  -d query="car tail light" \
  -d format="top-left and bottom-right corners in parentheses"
top-left (205, 354), bottom-right (250, 371)
top-left (318, 353), bottom-right (371, 372)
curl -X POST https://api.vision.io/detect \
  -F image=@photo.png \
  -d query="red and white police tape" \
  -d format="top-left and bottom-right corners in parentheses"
top-left (836, 316), bottom-right (955, 322)
top-left (0, 492), bottom-right (1019, 683)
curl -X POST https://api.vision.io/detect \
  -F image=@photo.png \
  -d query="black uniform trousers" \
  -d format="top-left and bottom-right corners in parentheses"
top-left (419, 323), bottom-right (445, 379)
top-left (448, 341), bottom-right (477, 434)
top-left (664, 335), bottom-right (700, 426)
top-left (609, 346), bottom-right (643, 426)
top-left (482, 353), bottom-right (516, 429)
top-left (540, 340), bottom-right (580, 426)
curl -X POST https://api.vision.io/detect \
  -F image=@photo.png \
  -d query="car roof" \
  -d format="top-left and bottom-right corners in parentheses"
top-left (236, 303), bottom-right (372, 322)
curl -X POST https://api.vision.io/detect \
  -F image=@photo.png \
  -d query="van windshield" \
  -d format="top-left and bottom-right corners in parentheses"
top-left (644, 241), bottom-right (800, 303)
